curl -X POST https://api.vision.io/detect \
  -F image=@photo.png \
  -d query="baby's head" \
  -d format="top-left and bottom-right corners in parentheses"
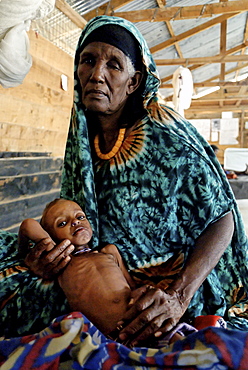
top-left (40, 198), bottom-right (93, 248)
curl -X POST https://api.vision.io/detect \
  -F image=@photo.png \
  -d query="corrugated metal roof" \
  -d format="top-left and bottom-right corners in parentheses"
top-left (31, 0), bottom-right (248, 116)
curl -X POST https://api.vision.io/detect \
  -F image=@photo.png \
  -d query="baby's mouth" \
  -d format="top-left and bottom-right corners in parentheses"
top-left (72, 227), bottom-right (85, 236)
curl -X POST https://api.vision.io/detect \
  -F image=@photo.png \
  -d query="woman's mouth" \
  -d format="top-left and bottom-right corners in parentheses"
top-left (86, 89), bottom-right (106, 97)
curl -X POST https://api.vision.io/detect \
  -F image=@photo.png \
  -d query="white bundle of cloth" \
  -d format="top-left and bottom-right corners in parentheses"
top-left (0, 0), bottom-right (55, 88)
top-left (172, 66), bottom-right (194, 117)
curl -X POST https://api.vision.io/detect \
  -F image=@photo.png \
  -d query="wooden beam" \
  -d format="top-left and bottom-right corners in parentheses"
top-left (235, 13), bottom-right (248, 79)
top-left (156, 0), bottom-right (166, 7)
top-left (192, 95), bottom-right (248, 102)
top-left (162, 78), bottom-right (248, 88)
top-left (83, 1), bottom-right (134, 21)
top-left (186, 104), bottom-right (248, 113)
top-left (160, 44), bottom-right (248, 85)
top-left (165, 20), bottom-right (183, 58)
top-left (219, 7), bottom-right (227, 108)
top-left (155, 0), bottom-right (184, 58)
top-left (235, 16), bottom-right (248, 106)
top-left (235, 85), bottom-right (248, 107)
top-left (198, 62), bottom-right (248, 84)
top-left (114, 1), bottom-right (248, 22)
top-left (160, 63), bottom-right (248, 100)
top-left (240, 110), bottom-right (245, 146)
top-left (55, 0), bottom-right (87, 28)
top-left (155, 54), bottom-right (248, 65)
top-left (244, 13), bottom-right (248, 41)
top-left (150, 13), bottom-right (237, 54)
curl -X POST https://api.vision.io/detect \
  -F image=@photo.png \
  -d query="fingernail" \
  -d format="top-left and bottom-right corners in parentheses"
top-left (154, 331), bottom-right (162, 337)
top-left (128, 298), bottom-right (134, 305)
top-left (117, 320), bottom-right (124, 326)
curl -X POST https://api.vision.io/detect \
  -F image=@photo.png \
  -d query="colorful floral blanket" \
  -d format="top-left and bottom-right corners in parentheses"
top-left (1, 311), bottom-right (248, 370)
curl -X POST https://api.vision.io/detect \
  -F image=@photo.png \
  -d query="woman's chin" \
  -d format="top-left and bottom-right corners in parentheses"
top-left (83, 100), bottom-right (110, 114)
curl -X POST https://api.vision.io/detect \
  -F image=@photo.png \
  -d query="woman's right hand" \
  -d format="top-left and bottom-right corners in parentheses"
top-left (24, 237), bottom-right (75, 279)
top-left (117, 285), bottom-right (188, 347)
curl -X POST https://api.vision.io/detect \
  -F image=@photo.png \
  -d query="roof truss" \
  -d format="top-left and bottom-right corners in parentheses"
top-left (54, 0), bottom-right (248, 116)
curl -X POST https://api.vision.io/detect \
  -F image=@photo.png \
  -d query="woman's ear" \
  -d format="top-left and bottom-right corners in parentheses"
top-left (127, 71), bottom-right (143, 94)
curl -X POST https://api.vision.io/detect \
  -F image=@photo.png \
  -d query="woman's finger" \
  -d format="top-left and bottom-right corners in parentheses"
top-left (154, 318), bottom-right (177, 338)
top-left (128, 313), bottom-right (169, 347)
top-left (26, 238), bottom-right (55, 260)
top-left (39, 240), bottom-right (74, 272)
top-left (25, 239), bottom-right (74, 279)
top-left (42, 239), bottom-right (74, 263)
top-left (118, 287), bottom-right (186, 346)
top-left (119, 288), bottom-right (167, 340)
top-left (45, 243), bottom-right (74, 268)
top-left (48, 255), bottom-right (72, 275)
top-left (117, 285), bottom-right (155, 328)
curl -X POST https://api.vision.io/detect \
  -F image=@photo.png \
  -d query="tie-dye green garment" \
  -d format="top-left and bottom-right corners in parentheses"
top-left (61, 16), bottom-right (248, 331)
top-left (0, 15), bottom-right (247, 339)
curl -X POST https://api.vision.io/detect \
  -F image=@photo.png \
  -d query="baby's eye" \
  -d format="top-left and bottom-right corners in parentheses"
top-left (77, 215), bottom-right (85, 220)
top-left (58, 221), bottom-right (66, 227)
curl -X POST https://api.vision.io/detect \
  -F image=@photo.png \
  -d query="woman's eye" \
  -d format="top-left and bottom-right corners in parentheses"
top-left (79, 56), bottom-right (94, 65)
top-left (58, 221), bottom-right (66, 227)
top-left (107, 61), bottom-right (121, 70)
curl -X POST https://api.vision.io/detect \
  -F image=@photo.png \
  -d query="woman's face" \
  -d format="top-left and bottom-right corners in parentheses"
top-left (77, 41), bottom-right (141, 116)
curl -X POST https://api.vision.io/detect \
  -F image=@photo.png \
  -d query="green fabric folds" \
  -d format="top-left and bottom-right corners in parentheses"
top-left (0, 16), bottom-right (247, 337)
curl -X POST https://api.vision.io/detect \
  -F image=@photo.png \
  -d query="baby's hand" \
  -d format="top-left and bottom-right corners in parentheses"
top-left (24, 238), bottom-right (75, 280)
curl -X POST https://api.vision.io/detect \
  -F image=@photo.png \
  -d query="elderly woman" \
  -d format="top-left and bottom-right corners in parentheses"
top-left (1, 16), bottom-right (248, 344)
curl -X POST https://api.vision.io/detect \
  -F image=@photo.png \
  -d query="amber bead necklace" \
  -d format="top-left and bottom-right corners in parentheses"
top-left (94, 128), bottom-right (126, 160)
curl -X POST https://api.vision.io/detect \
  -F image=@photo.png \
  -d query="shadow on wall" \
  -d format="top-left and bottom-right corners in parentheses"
top-left (0, 152), bottom-right (62, 233)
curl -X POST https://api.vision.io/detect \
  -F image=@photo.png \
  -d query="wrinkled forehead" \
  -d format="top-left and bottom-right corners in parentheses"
top-left (78, 23), bottom-right (142, 70)
top-left (79, 41), bottom-right (127, 61)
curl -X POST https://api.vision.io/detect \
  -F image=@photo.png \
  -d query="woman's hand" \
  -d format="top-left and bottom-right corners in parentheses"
top-left (117, 213), bottom-right (234, 347)
top-left (24, 237), bottom-right (75, 280)
top-left (118, 285), bottom-right (189, 347)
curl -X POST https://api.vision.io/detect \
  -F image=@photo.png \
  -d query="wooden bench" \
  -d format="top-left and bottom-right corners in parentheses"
top-left (0, 152), bottom-right (63, 233)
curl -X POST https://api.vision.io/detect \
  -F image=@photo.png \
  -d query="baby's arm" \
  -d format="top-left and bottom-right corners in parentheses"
top-left (18, 218), bottom-right (55, 255)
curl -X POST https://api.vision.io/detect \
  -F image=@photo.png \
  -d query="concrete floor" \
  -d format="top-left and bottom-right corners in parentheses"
top-left (236, 199), bottom-right (248, 235)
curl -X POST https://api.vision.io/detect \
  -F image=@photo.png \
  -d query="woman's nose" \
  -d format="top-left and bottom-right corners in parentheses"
top-left (90, 62), bottom-right (104, 83)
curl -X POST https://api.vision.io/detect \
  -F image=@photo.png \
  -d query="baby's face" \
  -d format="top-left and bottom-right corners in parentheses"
top-left (44, 199), bottom-right (93, 248)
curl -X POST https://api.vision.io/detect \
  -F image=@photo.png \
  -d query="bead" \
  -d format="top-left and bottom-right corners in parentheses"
top-left (94, 128), bottom-right (126, 160)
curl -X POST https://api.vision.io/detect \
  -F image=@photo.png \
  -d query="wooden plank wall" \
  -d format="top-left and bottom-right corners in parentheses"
top-left (0, 153), bottom-right (63, 233)
top-left (0, 30), bottom-right (74, 157)
top-left (0, 31), bottom-right (74, 232)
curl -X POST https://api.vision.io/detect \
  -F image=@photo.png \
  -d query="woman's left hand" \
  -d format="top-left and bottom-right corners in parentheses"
top-left (118, 285), bottom-right (188, 347)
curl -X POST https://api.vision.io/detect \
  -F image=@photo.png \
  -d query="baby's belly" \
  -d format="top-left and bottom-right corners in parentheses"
top-left (58, 252), bottom-right (131, 335)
